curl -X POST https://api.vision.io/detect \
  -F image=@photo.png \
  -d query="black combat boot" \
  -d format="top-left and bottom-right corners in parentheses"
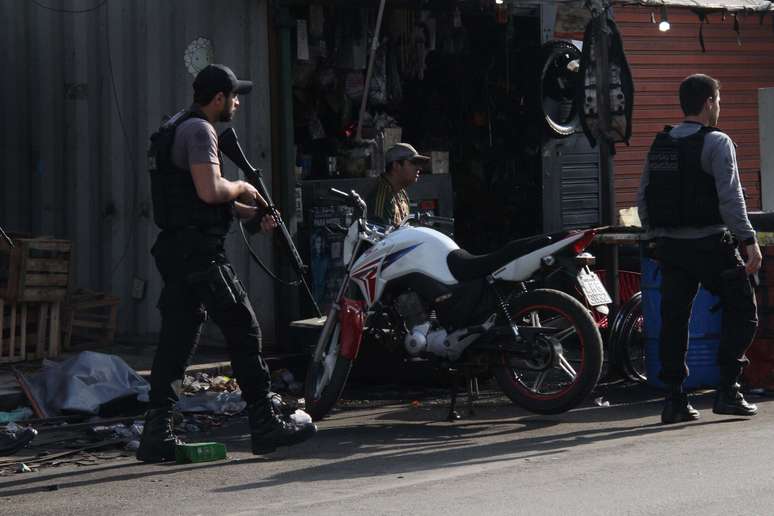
top-left (247, 397), bottom-right (317, 454)
top-left (713, 383), bottom-right (758, 416)
top-left (661, 390), bottom-right (700, 424)
top-left (136, 408), bottom-right (183, 462)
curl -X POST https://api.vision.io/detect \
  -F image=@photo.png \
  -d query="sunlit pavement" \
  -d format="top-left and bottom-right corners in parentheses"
top-left (2, 383), bottom-right (773, 516)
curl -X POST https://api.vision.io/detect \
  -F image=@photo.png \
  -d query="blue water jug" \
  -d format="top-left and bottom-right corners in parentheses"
top-left (640, 256), bottom-right (721, 390)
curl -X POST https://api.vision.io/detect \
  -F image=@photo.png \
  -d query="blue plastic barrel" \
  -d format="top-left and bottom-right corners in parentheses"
top-left (640, 256), bottom-right (721, 390)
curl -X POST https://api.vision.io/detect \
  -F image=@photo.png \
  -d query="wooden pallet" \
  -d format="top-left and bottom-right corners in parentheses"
top-left (63, 289), bottom-right (120, 349)
top-left (0, 236), bottom-right (72, 302)
top-left (0, 299), bottom-right (61, 362)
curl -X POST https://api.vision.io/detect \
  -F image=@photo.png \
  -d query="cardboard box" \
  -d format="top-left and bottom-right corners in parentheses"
top-left (383, 127), bottom-right (402, 151)
top-left (431, 151), bottom-right (449, 175)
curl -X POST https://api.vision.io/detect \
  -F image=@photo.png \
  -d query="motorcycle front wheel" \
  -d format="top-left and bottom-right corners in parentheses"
top-left (492, 288), bottom-right (603, 414)
top-left (304, 311), bottom-right (355, 421)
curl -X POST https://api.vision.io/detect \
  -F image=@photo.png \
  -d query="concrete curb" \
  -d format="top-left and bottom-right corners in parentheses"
top-left (135, 360), bottom-right (234, 380)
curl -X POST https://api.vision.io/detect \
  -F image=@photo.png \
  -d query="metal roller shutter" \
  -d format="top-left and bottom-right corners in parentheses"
top-left (613, 5), bottom-right (774, 213)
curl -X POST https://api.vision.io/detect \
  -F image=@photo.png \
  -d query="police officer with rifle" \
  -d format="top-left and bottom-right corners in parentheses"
top-left (138, 64), bottom-right (316, 462)
top-left (637, 74), bottom-right (761, 425)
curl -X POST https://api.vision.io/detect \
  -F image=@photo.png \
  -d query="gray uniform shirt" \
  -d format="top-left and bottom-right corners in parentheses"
top-left (167, 111), bottom-right (219, 170)
top-left (636, 122), bottom-right (755, 243)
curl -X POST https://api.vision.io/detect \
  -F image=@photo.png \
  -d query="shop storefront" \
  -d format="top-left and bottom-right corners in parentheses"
top-left (272, 0), bottom-right (613, 315)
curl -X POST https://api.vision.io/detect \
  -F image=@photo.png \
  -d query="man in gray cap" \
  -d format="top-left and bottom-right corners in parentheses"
top-left (141, 64), bottom-right (316, 462)
top-left (369, 142), bottom-right (430, 226)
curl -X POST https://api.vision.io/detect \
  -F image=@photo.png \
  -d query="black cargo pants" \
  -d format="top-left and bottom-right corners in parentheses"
top-left (654, 232), bottom-right (758, 388)
top-left (148, 229), bottom-right (271, 409)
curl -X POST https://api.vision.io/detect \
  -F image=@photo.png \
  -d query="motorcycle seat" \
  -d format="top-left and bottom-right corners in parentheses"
top-left (446, 235), bottom-right (553, 282)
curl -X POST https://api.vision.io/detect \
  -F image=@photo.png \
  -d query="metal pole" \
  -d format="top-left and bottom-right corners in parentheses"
top-left (592, 6), bottom-right (620, 316)
top-left (275, 5), bottom-right (301, 333)
top-left (355, 0), bottom-right (387, 141)
top-left (594, 14), bottom-right (613, 226)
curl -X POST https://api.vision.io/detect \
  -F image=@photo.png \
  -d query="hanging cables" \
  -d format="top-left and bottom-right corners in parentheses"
top-left (31, 0), bottom-right (136, 274)
top-left (100, 0), bottom-right (141, 275)
top-left (238, 221), bottom-right (302, 287)
top-left (31, 0), bottom-right (107, 14)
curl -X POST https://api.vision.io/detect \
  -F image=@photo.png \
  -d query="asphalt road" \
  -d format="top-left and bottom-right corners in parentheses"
top-left (2, 387), bottom-right (773, 516)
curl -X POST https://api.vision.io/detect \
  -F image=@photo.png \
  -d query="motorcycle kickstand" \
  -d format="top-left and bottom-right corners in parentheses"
top-left (447, 371), bottom-right (461, 422)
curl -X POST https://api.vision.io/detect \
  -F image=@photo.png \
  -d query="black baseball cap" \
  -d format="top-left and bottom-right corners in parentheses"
top-left (193, 64), bottom-right (253, 97)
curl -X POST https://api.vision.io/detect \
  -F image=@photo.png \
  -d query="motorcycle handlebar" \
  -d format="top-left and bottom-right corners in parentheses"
top-left (325, 223), bottom-right (349, 235)
top-left (415, 212), bottom-right (454, 226)
top-left (329, 188), bottom-right (349, 200)
top-left (327, 188), bottom-right (367, 215)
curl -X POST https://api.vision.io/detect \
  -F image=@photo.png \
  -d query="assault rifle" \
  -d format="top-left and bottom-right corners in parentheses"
top-left (219, 127), bottom-right (322, 318)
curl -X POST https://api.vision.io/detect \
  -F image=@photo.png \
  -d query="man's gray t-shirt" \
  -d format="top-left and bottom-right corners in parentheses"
top-left (170, 116), bottom-right (219, 170)
top-left (636, 122), bottom-right (755, 242)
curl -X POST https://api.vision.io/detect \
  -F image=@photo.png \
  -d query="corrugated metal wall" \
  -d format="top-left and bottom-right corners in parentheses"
top-left (614, 5), bottom-right (774, 212)
top-left (1, 0), bottom-right (278, 347)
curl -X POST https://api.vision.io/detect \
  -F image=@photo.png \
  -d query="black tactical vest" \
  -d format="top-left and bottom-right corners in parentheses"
top-left (644, 125), bottom-right (723, 229)
top-left (148, 110), bottom-right (232, 233)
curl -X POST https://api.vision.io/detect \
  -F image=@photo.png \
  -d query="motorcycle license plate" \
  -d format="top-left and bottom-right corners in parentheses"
top-left (578, 269), bottom-right (612, 307)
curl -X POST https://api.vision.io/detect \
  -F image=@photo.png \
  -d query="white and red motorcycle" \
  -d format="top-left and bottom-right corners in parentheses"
top-left (304, 188), bottom-right (606, 421)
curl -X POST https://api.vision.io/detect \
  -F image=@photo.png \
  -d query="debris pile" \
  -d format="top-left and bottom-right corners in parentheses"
top-left (0, 422), bottom-right (37, 456)
top-left (0, 363), bottom-right (310, 475)
top-left (182, 372), bottom-right (240, 394)
top-left (270, 369), bottom-right (304, 395)
top-left (177, 373), bottom-right (246, 415)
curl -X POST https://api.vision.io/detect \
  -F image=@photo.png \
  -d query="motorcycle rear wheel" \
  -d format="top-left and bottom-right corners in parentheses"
top-left (304, 316), bottom-right (354, 421)
top-left (493, 289), bottom-right (603, 414)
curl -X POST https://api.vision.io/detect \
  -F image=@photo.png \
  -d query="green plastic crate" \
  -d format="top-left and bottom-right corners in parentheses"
top-left (175, 442), bottom-right (227, 464)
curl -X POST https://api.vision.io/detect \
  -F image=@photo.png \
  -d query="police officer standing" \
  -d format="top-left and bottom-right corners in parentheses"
top-left (368, 143), bottom-right (429, 226)
top-left (138, 64), bottom-right (316, 462)
top-left (637, 74), bottom-right (761, 424)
